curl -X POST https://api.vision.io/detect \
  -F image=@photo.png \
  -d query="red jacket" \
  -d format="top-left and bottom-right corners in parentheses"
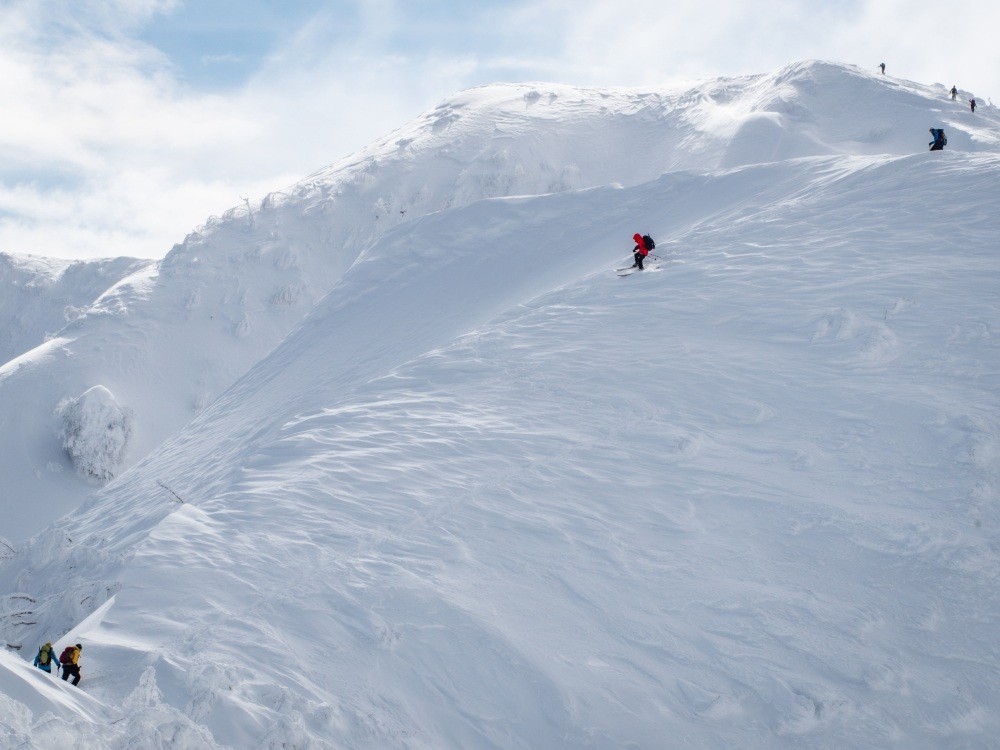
top-left (633, 233), bottom-right (649, 257)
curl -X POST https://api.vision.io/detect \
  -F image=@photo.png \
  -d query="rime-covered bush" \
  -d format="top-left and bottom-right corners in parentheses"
top-left (55, 385), bottom-right (134, 481)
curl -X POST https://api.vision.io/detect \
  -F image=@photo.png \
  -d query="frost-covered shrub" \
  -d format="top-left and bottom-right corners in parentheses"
top-left (55, 385), bottom-right (134, 481)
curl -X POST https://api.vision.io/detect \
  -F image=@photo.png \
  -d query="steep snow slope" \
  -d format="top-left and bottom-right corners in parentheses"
top-left (0, 253), bottom-right (152, 366)
top-left (3, 60), bottom-right (997, 543)
top-left (3, 144), bottom-right (999, 747)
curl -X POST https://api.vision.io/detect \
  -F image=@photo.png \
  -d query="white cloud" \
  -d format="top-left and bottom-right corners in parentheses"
top-left (0, 1), bottom-right (480, 259)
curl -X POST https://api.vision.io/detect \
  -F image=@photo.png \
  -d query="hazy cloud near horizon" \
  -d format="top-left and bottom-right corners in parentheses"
top-left (1, 0), bottom-right (996, 260)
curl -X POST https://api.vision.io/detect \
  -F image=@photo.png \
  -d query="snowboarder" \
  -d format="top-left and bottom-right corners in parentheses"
top-left (879, 62), bottom-right (885, 74)
top-left (928, 128), bottom-right (946, 151)
top-left (950, 86), bottom-right (958, 100)
top-left (970, 98), bottom-right (977, 112)
top-left (33, 642), bottom-right (57, 674)
top-left (630, 233), bottom-right (651, 270)
top-left (59, 643), bottom-right (83, 686)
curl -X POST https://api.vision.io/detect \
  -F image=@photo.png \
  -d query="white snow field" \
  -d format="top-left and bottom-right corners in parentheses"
top-left (1, 61), bottom-right (999, 748)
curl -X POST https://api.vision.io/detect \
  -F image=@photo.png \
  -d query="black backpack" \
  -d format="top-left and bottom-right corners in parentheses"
top-left (642, 234), bottom-right (655, 251)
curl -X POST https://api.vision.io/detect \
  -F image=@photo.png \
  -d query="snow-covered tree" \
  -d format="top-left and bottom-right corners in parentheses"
top-left (55, 385), bottom-right (134, 481)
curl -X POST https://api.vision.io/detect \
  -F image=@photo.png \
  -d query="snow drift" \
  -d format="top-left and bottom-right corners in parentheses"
top-left (1, 61), bottom-right (999, 748)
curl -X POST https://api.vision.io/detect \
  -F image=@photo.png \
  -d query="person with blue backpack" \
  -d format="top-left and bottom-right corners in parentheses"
top-left (929, 128), bottom-right (947, 151)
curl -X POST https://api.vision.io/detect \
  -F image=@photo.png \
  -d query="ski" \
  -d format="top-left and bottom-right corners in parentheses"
top-left (615, 263), bottom-right (659, 276)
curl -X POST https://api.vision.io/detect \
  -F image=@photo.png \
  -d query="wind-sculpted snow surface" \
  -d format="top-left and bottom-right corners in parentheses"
top-left (2, 61), bottom-right (1000, 748)
top-left (3, 60), bottom-right (998, 542)
top-left (3, 143), bottom-right (1000, 747)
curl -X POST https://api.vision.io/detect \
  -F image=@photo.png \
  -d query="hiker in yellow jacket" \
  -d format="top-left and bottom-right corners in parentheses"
top-left (59, 643), bottom-right (83, 686)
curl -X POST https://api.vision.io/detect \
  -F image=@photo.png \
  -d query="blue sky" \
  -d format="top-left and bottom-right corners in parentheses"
top-left (1, 0), bottom-right (997, 260)
top-left (137, 2), bottom-right (332, 89)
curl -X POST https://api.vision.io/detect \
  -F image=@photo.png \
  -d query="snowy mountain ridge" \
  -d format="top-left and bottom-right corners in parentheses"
top-left (1, 60), bottom-right (999, 748)
top-left (1, 60), bottom-right (996, 542)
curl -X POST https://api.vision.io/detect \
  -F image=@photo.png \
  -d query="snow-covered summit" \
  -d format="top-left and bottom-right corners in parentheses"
top-left (2, 60), bottom-right (999, 748)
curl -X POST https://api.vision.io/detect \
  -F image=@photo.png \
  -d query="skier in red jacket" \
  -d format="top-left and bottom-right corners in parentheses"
top-left (631, 233), bottom-right (650, 270)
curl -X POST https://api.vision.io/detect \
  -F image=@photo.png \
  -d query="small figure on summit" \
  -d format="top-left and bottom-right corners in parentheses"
top-left (879, 62), bottom-right (885, 74)
top-left (950, 86), bottom-right (958, 100)
top-left (928, 128), bottom-right (947, 151)
top-left (970, 98), bottom-right (977, 113)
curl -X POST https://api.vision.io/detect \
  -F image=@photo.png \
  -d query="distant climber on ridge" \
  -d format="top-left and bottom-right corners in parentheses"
top-left (950, 86), bottom-right (958, 100)
top-left (879, 62), bottom-right (885, 74)
top-left (970, 98), bottom-right (977, 112)
top-left (928, 128), bottom-right (947, 151)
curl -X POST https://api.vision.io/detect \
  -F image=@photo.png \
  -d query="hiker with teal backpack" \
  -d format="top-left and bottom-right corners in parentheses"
top-left (928, 128), bottom-right (947, 151)
top-left (33, 642), bottom-right (58, 674)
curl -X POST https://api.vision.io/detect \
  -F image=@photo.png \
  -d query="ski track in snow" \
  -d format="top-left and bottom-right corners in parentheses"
top-left (2, 61), bottom-right (1000, 748)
